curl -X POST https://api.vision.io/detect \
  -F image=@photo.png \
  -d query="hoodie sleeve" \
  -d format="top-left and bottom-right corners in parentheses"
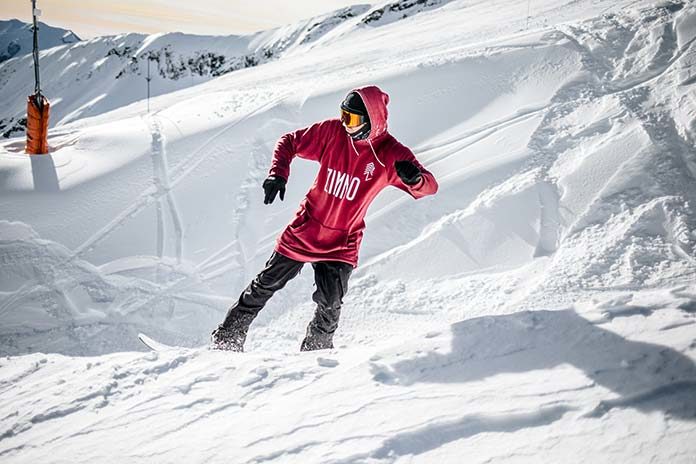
top-left (269, 119), bottom-right (338, 180)
top-left (387, 141), bottom-right (439, 199)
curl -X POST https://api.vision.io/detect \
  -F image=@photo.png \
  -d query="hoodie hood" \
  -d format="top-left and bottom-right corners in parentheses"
top-left (352, 85), bottom-right (390, 142)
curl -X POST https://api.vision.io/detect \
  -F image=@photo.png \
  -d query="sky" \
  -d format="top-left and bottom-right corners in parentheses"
top-left (0, 0), bottom-right (363, 38)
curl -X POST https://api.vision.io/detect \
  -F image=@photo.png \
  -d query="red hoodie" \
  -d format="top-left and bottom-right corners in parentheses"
top-left (269, 85), bottom-right (438, 267)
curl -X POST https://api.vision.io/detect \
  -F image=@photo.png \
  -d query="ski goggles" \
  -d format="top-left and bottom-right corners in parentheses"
top-left (340, 109), bottom-right (366, 128)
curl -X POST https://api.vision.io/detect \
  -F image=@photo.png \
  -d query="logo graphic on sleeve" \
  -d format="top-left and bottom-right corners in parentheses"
top-left (364, 162), bottom-right (375, 181)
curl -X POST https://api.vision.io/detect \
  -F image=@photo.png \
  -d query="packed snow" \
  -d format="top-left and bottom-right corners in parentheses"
top-left (0, 0), bottom-right (695, 462)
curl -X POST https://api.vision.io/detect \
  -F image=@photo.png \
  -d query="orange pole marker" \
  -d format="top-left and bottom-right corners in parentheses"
top-left (25, 94), bottom-right (50, 155)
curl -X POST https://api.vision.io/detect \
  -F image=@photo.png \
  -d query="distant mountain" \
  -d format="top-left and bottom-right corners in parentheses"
top-left (0, 1), bottom-right (469, 138)
top-left (0, 19), bottom-right (80, 63)
top-left (0, 6), bottom-right (373, 138)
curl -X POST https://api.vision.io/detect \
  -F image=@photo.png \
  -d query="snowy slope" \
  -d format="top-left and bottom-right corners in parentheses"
top-left (0, 0), bottom-right (695, 461)
top-left (0, 19), bottom-right (80, 63)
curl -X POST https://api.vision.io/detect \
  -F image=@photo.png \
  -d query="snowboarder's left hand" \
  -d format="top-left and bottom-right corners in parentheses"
top-left (263, 176), bottom-right (286, 204)
top-left (395, 160), bottom-right (422, 185)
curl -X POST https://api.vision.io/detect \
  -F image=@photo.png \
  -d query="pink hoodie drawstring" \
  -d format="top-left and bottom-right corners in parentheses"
top-left (349, 135), bottom-right (360, 157)
top-left (348, 134), bottom-right (385, 168)
top-left (368, 139), bottom-right (385, 168)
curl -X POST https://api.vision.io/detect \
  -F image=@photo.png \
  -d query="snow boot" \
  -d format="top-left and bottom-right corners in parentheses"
top-left (210, 324), bottom-right (246, 352)
top-left (300, 334), bottom-right (334, 351)
top-left (300, 320), bottom-right (335, 351)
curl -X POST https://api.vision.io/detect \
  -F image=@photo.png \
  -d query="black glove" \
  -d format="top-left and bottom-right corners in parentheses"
top-left (263, 176), bottom-right (286, 204)
top-left (395, 160), bottom-right (422, 186)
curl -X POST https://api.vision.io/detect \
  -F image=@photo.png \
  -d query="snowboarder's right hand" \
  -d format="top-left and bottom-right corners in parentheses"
top-left (263, 176), bottom-right (286, 204)
top-left (395, 160), bottom-right (422, 185)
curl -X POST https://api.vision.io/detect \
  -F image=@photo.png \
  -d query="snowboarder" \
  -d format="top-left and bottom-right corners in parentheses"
top-left (211, 85), bottom-right (438, 352)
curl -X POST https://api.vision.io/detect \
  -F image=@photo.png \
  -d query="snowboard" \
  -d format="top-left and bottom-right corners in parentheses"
top-left (138, 333), bottom-right (176, 351)
top-left (138, 332), bottom-right (211, 352)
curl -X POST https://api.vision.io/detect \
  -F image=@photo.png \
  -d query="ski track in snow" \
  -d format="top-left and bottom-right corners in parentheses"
top-left (68, 94), bottom-right (288, 261)
top-left (193, 107), bottom-right (299, 282)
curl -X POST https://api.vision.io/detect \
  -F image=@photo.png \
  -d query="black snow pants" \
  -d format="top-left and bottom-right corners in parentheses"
top-left (221, 252), bottom-right (353, 351)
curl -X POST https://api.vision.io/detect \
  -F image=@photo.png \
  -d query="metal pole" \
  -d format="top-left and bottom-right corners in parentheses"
top-left (146, 57), bottom-right (151, 113)
top-left (31, 0), bottom-right (42, 104)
